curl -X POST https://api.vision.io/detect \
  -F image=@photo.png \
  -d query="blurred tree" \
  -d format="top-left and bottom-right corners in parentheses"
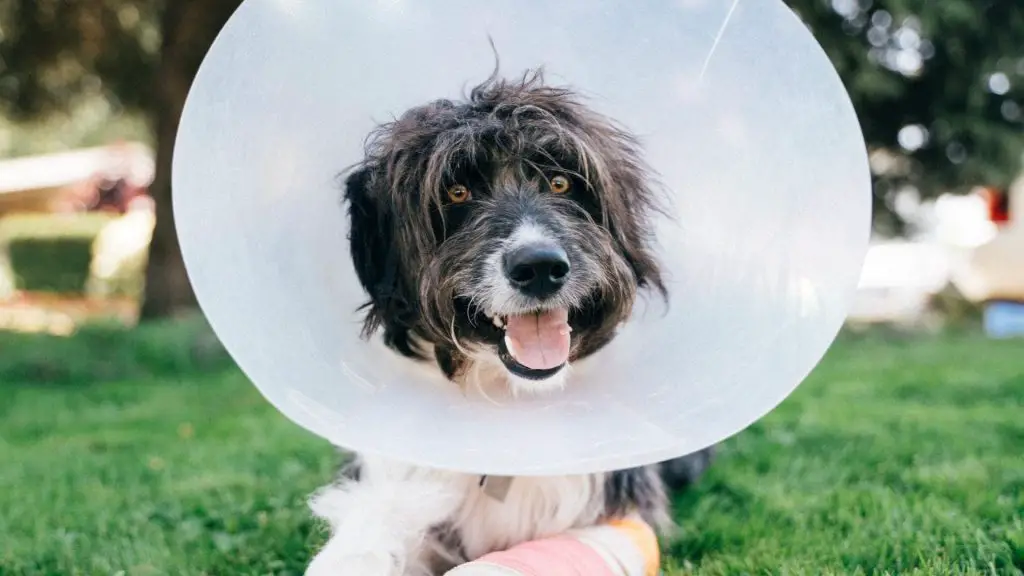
top-left (0, 0), bottom-right (1022, 315)
top-left (0, 1), bottom-right (159, 119)
top-left (786, 0), bottom-right (1024, 234)
top-left (139, 0), bottom-right (242, 318)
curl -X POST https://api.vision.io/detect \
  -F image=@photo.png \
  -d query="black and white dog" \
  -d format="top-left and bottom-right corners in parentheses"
top-left (305, 69), bottom-right (713, 576)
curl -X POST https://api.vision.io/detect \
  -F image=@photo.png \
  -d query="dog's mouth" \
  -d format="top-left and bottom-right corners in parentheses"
top-left (486, 309), bottom-right (572, 380)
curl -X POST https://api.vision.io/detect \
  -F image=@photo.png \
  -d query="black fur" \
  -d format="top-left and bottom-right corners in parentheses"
top-left (344, 168), bottom-right (428, 359)
top-left (603, 467), bottom-right (672, 530)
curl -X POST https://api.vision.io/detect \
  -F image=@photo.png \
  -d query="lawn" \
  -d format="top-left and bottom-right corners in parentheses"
top-left (1, 317), bottom-right (1021, 575)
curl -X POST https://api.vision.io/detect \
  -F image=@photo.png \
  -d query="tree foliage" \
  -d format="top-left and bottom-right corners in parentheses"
top-left (787, 0), bottom-right (1024, 233)
top-left (0, 0), bottom-right (160, 120)
top-left (0, 0), bottom-right (1022, 314)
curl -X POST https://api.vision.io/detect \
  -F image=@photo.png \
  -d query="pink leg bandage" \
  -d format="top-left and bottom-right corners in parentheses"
top-left (445, 516), bottom-right (660, 576)
top-left (468, 535), bottom-right (617, 576)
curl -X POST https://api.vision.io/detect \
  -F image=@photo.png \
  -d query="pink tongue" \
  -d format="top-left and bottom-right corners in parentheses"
top-left (504, 309), bottom-right (571, 370)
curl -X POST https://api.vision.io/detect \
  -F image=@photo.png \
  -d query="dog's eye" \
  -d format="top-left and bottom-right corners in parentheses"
top-left (550, 175), bottom-right (571, 194)
top-left (447, 184), bottom-right (471, 204)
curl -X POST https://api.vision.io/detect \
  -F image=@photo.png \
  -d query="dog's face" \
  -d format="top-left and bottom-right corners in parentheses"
top-left (344, 71), bottom-right (665, 395)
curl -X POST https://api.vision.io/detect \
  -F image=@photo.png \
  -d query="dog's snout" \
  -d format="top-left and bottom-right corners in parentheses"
top-left (504, 242), bottom-right (570, 298)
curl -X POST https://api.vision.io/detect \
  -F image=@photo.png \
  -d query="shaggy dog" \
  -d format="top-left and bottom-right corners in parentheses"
top-left (305, 69), bottom-right (713, 576)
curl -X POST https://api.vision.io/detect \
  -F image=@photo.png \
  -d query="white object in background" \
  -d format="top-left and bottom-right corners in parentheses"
top-left (849, 241), bottom-right (950, 323)
top-left (932, 193), bottom-right (998, 249)
top-left (952, 184), bottom-right (1024, 304)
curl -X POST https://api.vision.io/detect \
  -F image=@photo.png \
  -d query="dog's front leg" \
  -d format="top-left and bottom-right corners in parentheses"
top-left (305, 457), bottom-right (466, 576)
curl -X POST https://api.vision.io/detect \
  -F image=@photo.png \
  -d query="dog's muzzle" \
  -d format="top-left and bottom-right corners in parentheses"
top-left (489, 239), bottom-right (573, 378)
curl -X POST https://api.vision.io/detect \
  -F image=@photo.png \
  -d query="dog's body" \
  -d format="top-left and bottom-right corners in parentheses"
top-left (305, 70), bottom-right (713, 576)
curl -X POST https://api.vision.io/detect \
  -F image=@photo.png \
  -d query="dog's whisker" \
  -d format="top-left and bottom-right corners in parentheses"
top-left (469, 360), bottom-right (505, 406)
top-left (447, 316), bottom-right (473, 358)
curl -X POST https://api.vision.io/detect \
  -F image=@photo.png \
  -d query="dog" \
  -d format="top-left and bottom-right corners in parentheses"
top-left (305, 68), bottom-right (714, 576)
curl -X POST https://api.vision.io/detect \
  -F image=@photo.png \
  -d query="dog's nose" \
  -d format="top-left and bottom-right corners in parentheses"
top-left (504, 242), bottom-right (571, 298)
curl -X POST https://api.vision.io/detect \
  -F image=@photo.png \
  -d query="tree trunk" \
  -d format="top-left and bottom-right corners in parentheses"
top-left (140, 0), bottom-right (242, 320)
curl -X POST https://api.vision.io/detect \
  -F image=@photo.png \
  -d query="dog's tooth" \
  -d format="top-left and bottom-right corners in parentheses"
top-left (504, 334), bottom-right (518, 360)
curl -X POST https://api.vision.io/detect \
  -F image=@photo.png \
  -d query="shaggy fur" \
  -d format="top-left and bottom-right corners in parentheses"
top-left (305, 69), bottom-right (713, 576)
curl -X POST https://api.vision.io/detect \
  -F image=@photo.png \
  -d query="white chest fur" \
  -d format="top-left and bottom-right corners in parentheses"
top-left (307, 454), bottom-right (608, 575)
top-left (453, 472), bottom-right (605, 559)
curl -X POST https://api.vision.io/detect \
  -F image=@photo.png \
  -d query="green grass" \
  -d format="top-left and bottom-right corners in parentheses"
top-left (0, 213), bottom-right (117, 294)
top-left (0, 318), bottom-right (1021, 575)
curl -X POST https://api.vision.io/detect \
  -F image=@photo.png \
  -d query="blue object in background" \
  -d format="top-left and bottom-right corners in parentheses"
top-left (983, 301), bottom-right (1024, 339)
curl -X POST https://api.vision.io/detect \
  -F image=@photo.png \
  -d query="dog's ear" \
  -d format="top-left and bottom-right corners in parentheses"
top-left (602, 177), bottom-right (667, 301)
top-left (343, 166), bottom-right (425, 358)
top-left (617, 222), bottom-right (665, 298)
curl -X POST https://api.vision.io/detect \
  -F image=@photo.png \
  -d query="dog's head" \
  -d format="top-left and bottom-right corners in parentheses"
top-left (343, 70), bottom-right (666, 395)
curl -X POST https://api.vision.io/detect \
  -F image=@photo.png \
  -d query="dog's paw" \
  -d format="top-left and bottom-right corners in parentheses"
top-left (305, 548), bottom-right (402, 576)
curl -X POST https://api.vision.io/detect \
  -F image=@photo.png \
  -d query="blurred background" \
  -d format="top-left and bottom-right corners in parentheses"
top-left (0, 1), bottom-right (1021, 575)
